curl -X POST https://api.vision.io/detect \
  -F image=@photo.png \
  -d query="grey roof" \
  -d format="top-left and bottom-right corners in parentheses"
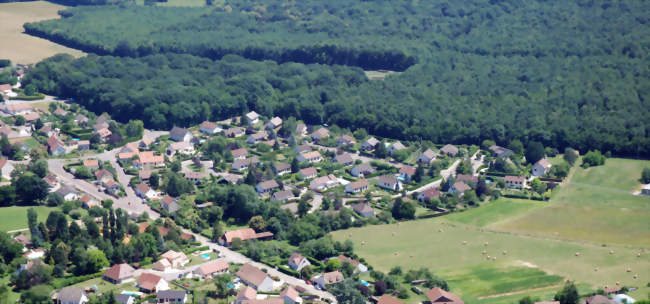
top-left (170, 126), bottom-right (190, 139)
top-left (157, 290), bottom-right (186, 300)
top-left (57, 287), bottom-right (86, 302)
top-left (114, 294), bottom-right (134, 304)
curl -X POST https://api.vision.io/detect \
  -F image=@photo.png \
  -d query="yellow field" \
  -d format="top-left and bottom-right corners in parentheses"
top-left (0, 1), bottom-right (85, 64)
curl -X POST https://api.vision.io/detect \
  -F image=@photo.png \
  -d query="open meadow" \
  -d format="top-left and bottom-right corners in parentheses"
top-left (0, 1), bottom-right (84, 64)
top-left (331, 158), bottom-right (650, 303)
top-left (0, 206), bottom-right (59, 232)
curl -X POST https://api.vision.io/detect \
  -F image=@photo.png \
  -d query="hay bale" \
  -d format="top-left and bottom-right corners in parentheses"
top-left (502, 250), bottom-right (507, 255)
top-left (482, 250), bottom-right (487, 255)
top-left (492, 256), bottom-right (496, 261)
top-left (626, 268), bottom-right (631, 272)
top-left (633, 274), bottom-right (638, 279)
top-left (594, 268), bottom-right (598, 272)
top-left (575, 252), bottom-right (580, 256)
top-left (462, 241), bottom-right (467, 245)
top-left (394, 252), bottom-right (400, 256)
top-left (484, 242), bottom-right (489, 246)
top-left (609, 250), bottom-right (614, 254)
top-left (438, 229), bottom-right (444, 232)
top-left (637, 253), bottom-right (641, 257)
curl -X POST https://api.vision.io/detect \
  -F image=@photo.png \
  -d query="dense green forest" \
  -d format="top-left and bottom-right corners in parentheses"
top-left (21, 0), bottom-right (650, 156)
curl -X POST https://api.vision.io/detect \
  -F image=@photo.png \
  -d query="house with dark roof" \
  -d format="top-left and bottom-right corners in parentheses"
top-left (450, 181), bottom-right (471, 194)
top-left (265, 117), bottom-right (282, 129)
top-left (336, 135), bottom-right (356, 147)
top-left (310, 128), bottom-right (329, 142)
top-left (225, 127), bottom-right (246, 138)
top-left (160, 196), bottom-right (180, 214)
top-left (236, 264), bottom-right (275, 291)
top-left (388, 141), bottom-right (406, 155)
top-left (333, 153), bottom-right (354, 166)
top-left (418, 188), bottom-right (441, 203)
top-left (274, 162), bottom-right (291, 176)
top-left (56, 287), bottom-right (88, 304)
top-left (440, 144), bottom-right (459, 157)
top-left (351, 163), bottom-right (375, 177)
top-left (489, 145), bottom-right (514, 158)
top-left (456, 174), bottom-right (478, 186)
top-left (114, 294), bottom-right (135, 304)
top-left (314, 271), bottom-right (343, 290)
top-left (417, 149), bottom-right (436, 165)
top-left (232, 157), bottom-right (260, 171)
top-left (231, 148), bottom-right (248, 160)
top-left (361, 137), bottom-right (379, 151)
top-left (247, 132), bottom-right (268, 145)
top-left (255, 180), bottom-right (280, 194)
top-left (293, 145), bottom-right (311, 154)
top-left (74, 114), bottom-right (88, 127)
top-left (169, 126), bottom-right (193, 142)
top-left (505, 175), bottom-right (526, 189)
top-left (271, 190), bottom-right (294, 203)
top-left (156, 290), bottom-right (187, 303)
top-left (352, 202), bottom-right (375, 218)
top-left (103, 263), bottom-right (135, 284)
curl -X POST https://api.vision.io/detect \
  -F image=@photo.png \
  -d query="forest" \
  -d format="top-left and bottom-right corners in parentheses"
top-left (21, 0), bottom-right (650, 156)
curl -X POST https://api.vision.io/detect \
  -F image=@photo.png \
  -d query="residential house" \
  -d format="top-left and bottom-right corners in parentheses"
top-left (225, 127), bottom-right (246, 138)
top-left (74, 114), bottom-right (88, 127)
top-left (337, 255), bottom-right (368, 273)
top-left (161, 250), bottom-right (189, 268)
top-left (417, 188), bottom-right (441, 203)
top-left (170, 126), bottom-right (193, 142)
top-left (297, 151), bottom-right (322, 163)
top-left (388, 142), bottom-right (406, 155)
top-left (232, 157), bottom-right (260, 171)
top-left (271, 190), bottom-right (294, 203)
top-left (166, 141), bottom-right (194, 156)
top-left (280, 286), bottom-right (302, 304)
top-left (489, 145), bottom-right (514, 158)
top-left (56, 186), bottom-right (79, 201)
top-left (193, 259), bottom-right (229, 279)
top-left (345, 179), bottom-right (369, 194)
top-left (532, 158), bottom-right (552, 177)
top-left (417, 149), bottom-right (436, 165)
top-left (120, 142), bottom-right (139, 154)
top-left (231, 148), bottom-right (248, 160)
top-left (450, 181), bottom-right (471, 194)
top-left (333, 153), bottom-right (354, 166)
top-left (13, 234), bottom-right (31, 249)
top-left (361, 137), bottom-right (379, 151)
top-left (505, 176), bottom-right (526, 189)
top-left (352, 202), bottom-right (375, 218)
top-left (246, 111), bottom-right (260, 124)
top-left (236, 264), bottom-right (275, 292)
top-left (114, 294), bottom-right (135, 304)
top-left (309, 174), bottom-right (339, 191)
top-left (160, 196), bottom-right (180, 214)
top-left (139, 136), bottom-right (154, 149)
top-left (94, 169), bottom-right (114, 184)
top-left (293, 145), bottom-right (311, 154)
top-left (266, 117), bottom-right (282, 129)
top-left (53, 107), bottom-right (67, 116)
top-left (184, 171), bottom-right (207, 184)
top-left (2, 103), bottom-right (31, 115)
top-left (219, 228), bottom-right (274, 247)
top-left (274, 162), bottom-right (291, 175)
top-left (426, 287), bottom-right (464, 304)
top-left (55, 287), bottom-right (88, 304)
top-left (156, 290), bottom-right (187, 304)
top-left (137, 273), bottom-right (169, 293)
top-left (351, 163), bottom-right (375, 177)
top-left (21, 111), bottom-right (40, 123)
top-left (200, 121), bottom-right (222, 134)
top-left (280, 203), bottom-right (299, 215)
top-left (247, 132), bottom-right (268, 145)
top-left (295, 124), bottom-right (307, 136)
top-left (314, 271), bottom-right (344, 290)
top-left (456, 174), bottom-right (478, 186)
top-left (134, 151), bottom-right (165, 169)
top-left (152, 258), bottom-right (172, 272)
top-left (47, 135), bottom-right (66, 156)
top-left (135, 183), bottom-right (157, 200)
top-left (336, 135), bottom-right (356, 147)
top-left (77, 140), bottom-right (90, 151)
top-left (440, 144), bottom-right (459, 157)
top-left (310, 128), bottom-right (329, 142)
top-left (80, 194), bottom-right (100, 209)
top-left (377, 294), bottom-right (404, 304)
top-left (0, 158), bottom-right (7, 179)
top-left (139, 170), bottom-right (152, 181)
top-left (642, 184), bottom-right (650, 196)
top-left (22, 248), bottom-right (45, 260)
top-left (582, 295), bottom-right (616, 304)
top-left (299, 167), bottom-right (317, 179)
top-left (95, 128), bottom-right (112, 142)
top-left (44, 174), bottom-right (58, 189)
top-left (256, 180), bottom-right (280, 194)
top-left (104, 180), bottom-right (120, 194)
top-left (236, 286), bottom-right (257, 304)
top-left (399, 165), bottom-right (416, 182)
top-left (377, 175), bottom-right (400, 191)
top-left (83, 159), bottom-right (99, 170)
top-left (288, 253), bottom-right (311, 271)
top-left (103, 263), bottom-right (135, 284)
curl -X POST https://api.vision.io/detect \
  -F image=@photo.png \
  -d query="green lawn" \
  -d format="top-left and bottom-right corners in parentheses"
top-left (330, 219), bottom-right (649, 304)
top-left (444, 198), bottom-right (544, 228)
top-left (70, 277), bottom-right (134, 294)
top-left (0, 275), bottom-right (21, 303)
top-left (0, 206), bottom-right (59, 232)
top-left (495, 158), bottom-right (650, 247)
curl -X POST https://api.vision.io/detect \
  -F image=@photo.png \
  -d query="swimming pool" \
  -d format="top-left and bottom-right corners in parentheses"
top-left (121, 291), bottom-right (142, 296)
top-left (201, 253), bottom-right (211, 259)
top-left (360, 280), bottom-right (370, 286)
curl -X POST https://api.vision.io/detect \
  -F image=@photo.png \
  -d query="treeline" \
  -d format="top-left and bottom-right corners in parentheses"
top-left (22, 0), bottom-right (650, 156)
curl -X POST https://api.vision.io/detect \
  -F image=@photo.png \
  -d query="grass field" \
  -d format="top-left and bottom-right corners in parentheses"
top-left (444, 198), bottom-right (544, 228)
top-left (495, 158), bottom-right (650, 247)
top-left (0, 1), bottom-right (84, 64)
top-left (0, 206), bottom-right (59, 232)
top-left (331, 159), bottom-right (650, 303)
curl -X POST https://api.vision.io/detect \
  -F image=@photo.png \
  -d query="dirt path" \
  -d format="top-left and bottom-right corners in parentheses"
top-left (477, 283), bottom-right (565, 299)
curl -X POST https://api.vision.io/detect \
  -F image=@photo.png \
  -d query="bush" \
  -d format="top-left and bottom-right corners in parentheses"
top-left (582, 150), bottom-right (606, 168)
top-left (52, 272), bottom-right (102, 289)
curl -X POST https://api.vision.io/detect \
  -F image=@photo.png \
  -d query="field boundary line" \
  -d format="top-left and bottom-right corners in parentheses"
top-left (476, 283), bottom-right (565, 299)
